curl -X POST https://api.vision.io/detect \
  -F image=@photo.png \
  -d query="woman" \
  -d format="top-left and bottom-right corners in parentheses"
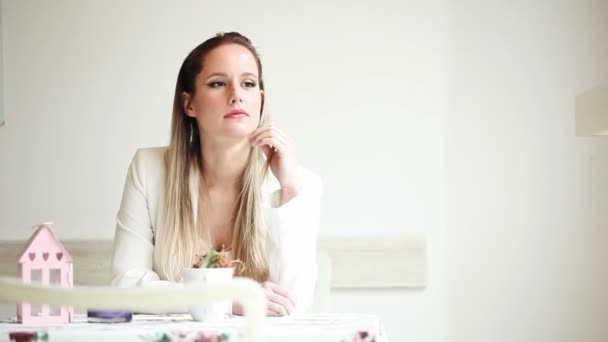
top-left (110, 32), bottom-right (321, 316)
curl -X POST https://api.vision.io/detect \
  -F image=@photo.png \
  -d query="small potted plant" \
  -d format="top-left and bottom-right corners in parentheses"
top-left (183, 246), bottom-right (240, 322)
top-left (191, 246), bottom-right (233, 269)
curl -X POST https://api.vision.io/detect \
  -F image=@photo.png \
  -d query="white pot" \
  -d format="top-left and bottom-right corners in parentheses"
top-left (183, 267), bottom-right (233, 321)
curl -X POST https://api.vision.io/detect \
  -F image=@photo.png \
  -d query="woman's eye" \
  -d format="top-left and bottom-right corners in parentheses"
top-left (243, 81), bottom-right (257, 88)
top-left (207, 81), bottom-right (225, 88)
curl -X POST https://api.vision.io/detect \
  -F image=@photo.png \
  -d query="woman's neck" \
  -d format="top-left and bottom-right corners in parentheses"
top-left (199, 137), bottom-right (250, 189)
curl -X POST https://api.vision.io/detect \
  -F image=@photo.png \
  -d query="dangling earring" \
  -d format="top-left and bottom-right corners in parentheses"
top-left (189, 122), bottom-right (194, 143)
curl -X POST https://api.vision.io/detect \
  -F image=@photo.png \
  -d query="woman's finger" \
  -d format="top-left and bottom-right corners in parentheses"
top-left (250, 123), bottom-right (290, 144)
top-left (265, 299), bottom-right (283, 316)
top-left (255, 138), bottom-right (287, 154)
top-left (264, 281), bottom-right (289, 297)
top-left (265, 288), bottom-right (294, 315)
top-left (251, 130), bottom-right (288, 148)
top-left (263, 286), bottom-right (288, 316)
top-left (266, 301), bottom-right (287, 316)
top-left (263, 282), bottom-right (296, 314)
top-left (254, 137), bottom-right (282, 159)
top-left (249, 125), bottom-right (274, 141)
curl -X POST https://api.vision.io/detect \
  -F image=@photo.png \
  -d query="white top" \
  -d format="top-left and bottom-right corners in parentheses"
top-left (111, 147), bottom-right (322, 313)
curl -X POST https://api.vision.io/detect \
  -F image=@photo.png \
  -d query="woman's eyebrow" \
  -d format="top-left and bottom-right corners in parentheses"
top-left (205, 72), bottom-right (258, 80)
top-left (205, 72), bottom-right (228, 80)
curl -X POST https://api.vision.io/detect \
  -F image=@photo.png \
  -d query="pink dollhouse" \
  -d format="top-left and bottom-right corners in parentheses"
top-left (17, 222), bottom-right (73, 324)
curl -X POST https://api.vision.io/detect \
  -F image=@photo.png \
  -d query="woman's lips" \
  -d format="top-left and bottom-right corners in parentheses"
top-left (224, 109), bottom-right (249, 119)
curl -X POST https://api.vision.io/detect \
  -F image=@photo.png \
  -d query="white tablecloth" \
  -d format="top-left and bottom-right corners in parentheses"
top-left (0, 313), bottom-right (387, 342)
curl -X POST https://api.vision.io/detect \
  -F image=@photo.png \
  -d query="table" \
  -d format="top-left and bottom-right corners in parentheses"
top-left (0, 313), bottom-right (387, 342)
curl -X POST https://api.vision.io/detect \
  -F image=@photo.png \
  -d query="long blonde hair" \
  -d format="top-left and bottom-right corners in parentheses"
top-left (156, 32), bottom-right (270, 282)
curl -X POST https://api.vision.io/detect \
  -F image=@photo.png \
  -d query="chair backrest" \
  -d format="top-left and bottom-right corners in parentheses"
top-left (1, 235), bottom-right (427, 316)
top-left (0, 240), bottom-right (334, 317)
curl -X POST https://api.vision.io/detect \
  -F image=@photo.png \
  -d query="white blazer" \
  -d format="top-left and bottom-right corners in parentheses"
top-left (110, 147), bottom-right (322, 313)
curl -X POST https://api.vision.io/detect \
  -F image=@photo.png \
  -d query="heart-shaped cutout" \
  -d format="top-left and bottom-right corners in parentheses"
top-left (28, 253), bottom-right (35, 261)
top-left (56, 252), bottom-right (63, 261)
top-left (42, 253), bottom-right (49, 261)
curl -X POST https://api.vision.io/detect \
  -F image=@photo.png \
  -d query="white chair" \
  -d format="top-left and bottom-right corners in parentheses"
top-left (0, 276), bottom-right (266, 342)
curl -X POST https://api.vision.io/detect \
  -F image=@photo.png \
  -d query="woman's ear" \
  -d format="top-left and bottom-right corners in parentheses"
top-left (182, 92), bottom-right (195, 117)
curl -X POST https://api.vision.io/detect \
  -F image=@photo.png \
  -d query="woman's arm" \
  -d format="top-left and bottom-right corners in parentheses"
top-left (263, 169), bottom-right (322, 314)
top-left (111, 149), bottom-right (177, 289)
top-left (111, 149), bottom-right (185, 313)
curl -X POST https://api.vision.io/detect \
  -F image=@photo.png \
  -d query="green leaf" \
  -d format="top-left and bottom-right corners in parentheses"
top-left (35, 332), bottom-right (49, 342)
top-left (156, 333), bottom-right (172, 342)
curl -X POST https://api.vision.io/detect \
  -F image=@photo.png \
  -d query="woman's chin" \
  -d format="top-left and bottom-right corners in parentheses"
top-left (219, 127), bottom-right (255, 140)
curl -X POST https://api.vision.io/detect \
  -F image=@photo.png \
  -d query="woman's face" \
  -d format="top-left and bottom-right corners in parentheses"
top-left (183, 43), bottom-right (263, 140)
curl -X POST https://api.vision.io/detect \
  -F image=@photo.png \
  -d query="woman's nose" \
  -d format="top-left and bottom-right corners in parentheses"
top-left (228, 83), bottom-right (243, 105)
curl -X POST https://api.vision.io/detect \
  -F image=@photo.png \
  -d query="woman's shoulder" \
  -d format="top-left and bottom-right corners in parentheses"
top-left (130, 146), bottom-right (167, 168)
top-left (128, 146), bottom-right (168, 183)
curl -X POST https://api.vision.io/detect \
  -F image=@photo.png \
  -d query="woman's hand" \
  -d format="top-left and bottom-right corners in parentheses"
top-left (250, 123), bottom-right (301, 203)
top-left (261, 281), bottom-right (296, 316)
top-left (231, 281), bottom-right (296, 316)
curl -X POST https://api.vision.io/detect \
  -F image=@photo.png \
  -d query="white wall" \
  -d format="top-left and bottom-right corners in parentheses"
top-left (0, 1), bottom-right (447, 341)
top-left (447, 1), bottom-right (608, 342)
top-left (0, 1), bottom-right (3, 127)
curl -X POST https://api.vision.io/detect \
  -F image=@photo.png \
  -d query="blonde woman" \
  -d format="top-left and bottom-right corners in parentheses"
top-left (111, 32), bottom-right (321, 316)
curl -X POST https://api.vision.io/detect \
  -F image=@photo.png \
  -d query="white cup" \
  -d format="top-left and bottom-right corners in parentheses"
top-left (183, 267), bottom-right (233, 321)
